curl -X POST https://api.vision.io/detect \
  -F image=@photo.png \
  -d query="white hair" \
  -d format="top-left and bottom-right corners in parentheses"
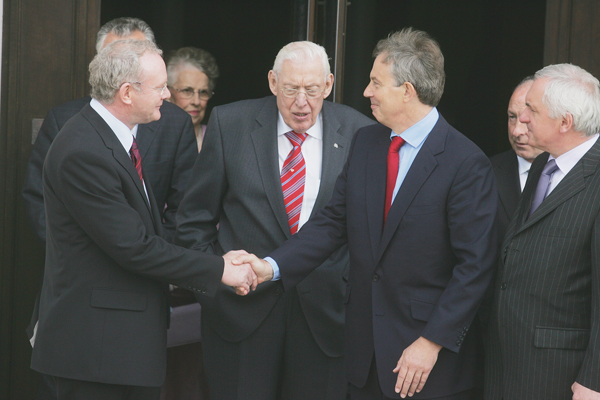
top-left (271, 41), bottom-right (330, 83)
top-left (535, 63), bottom-right (600, 136)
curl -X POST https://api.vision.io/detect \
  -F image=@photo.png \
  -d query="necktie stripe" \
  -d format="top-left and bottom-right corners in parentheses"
top-left (130, 137), bottom-right (144, 183)
top-left (281, 131), bottom-right (308, 235)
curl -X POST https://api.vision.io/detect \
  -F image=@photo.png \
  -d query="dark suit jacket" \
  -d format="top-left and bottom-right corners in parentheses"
top-left (490, 149), bottom-right (521, 239)
top-left (22, 96), bottom-right (196, 244)
top-left (269, 116), bottom-right (498, 398)
top-left (175, 96), bottom-right (374, 357)
top-left (30, 104), bottom-right (224, 387)
top-left (485, 140), bottom-right (600, 399)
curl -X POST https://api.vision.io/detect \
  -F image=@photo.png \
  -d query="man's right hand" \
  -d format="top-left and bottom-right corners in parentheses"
top-left (221, 250), bottom-right (257, 295)
top-left (233, 253), bottom-right (274, 284)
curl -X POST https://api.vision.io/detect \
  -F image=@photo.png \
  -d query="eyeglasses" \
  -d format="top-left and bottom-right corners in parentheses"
top-left (170, 87), bottom-right (214, 100)
top-left (280, 86), bottom-right (324, 99)
top-left (130, 82), bottom-right (169, 96)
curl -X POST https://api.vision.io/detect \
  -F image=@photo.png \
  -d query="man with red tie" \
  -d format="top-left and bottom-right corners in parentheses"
top-left (175, 41), bottom-right (373, 399)
top-left (238, 28), bottom-right (498, 400)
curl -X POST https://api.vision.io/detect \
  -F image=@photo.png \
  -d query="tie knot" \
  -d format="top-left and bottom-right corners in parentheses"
top-left (389, 136), bottom-right (405, 153)
top-left (285, 131), bottom-right (308, 147)
top-left (543, 159), bottom-right (559, 176)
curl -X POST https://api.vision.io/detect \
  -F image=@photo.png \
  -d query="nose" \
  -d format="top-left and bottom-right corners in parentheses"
top-left (363, 82), bottom-right (373, 98)
top-left (294, 91), bottom-right (308, 106)
top-left (190, 91), bottom-right (202, 105)
top-left (519, 109), bottom-right (530, 124)
top-left (512, 119), bottom-right (528, 137)
top-left (163, 87), bottom-right (171, 100)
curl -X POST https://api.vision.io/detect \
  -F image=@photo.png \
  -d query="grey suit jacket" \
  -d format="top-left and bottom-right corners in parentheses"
top-left (485, 139), bottom-right (600, 399)
top-left (31, 104), bottom-right (224, 387)
top-left (176, 96), bottom-right (374, 356)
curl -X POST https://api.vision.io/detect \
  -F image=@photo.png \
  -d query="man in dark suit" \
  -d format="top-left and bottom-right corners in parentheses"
top-left (31, 39), bottom-right (255, 400)
top-left (175, 41), bottom-right (373, 399)
top-left (485, 64), bottom-right (600, 400)
top-left (237, 28), bottom-right (498, 400)
top-left (490, 77), bottom-right (542, 237)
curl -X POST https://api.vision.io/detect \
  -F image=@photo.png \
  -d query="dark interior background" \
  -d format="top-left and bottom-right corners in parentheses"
top-left (103, 0), bottom-right (546, 157)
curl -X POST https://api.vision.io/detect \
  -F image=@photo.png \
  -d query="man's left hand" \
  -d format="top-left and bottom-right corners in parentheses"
top-left (573, 382), bottom-right (600, 400)
top-left (393, 336), bottom-right (442, 398)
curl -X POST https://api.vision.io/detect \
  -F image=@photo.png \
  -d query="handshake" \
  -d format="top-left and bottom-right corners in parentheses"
top-left (220, 250), bottom-right (274, 295)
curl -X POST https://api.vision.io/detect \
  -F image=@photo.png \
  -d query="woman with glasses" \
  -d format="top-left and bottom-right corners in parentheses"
top-left (166, 47), bottom-right (219, 152)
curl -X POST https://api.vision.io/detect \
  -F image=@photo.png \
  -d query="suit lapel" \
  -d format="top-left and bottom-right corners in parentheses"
top-left (376, 117), bottom-right (445, 263)
top-left (80, 105), bottom-right (158, 231)
top-left (250, 98), bottom-right (292, 238)
top-left (366, 129), bottom-right (390, 262)
top-left (311, 102), bottom-right (350, 214)
top-left (518, 140), bottom-right (600, 232)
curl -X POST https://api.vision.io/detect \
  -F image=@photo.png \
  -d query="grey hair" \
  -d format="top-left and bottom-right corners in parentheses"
top-left (89, 39), bottom-right (162, 103)
top-left (272, 41), bottom-right (331, 83)
top-left (95, 17), bottom-right (155, 53)
top-left (166, 47), bottom-right (220, 92)
top-left (535, 63), bottom-right (600, 136)
top-left (373, 28), bottom-right (445, 107)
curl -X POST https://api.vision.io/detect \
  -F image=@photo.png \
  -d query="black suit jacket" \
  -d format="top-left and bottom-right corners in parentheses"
top-left (176, 96), bottom-right (374, 357)
top-left (490, 149), bottom-right (522, 239)
top-left (30, 104), bottom-right (224, 387)
top-left (22, 96), bottom-right (196, 244)
top-left (270, 116), bottom-right (498, 398)
top-left (486, 140), bottom-right (600, 399)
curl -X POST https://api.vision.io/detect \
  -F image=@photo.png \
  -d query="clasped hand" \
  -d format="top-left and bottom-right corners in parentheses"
top-left (221, 250), bottom-right (258, 295)
top-left (227, 252), bottom-right (274, 295)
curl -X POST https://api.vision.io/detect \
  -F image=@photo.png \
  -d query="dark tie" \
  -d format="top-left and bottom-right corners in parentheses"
top-left (281, 131), bottom-right (308, 234)
top-left (129, 137), bottom-right (144, 183)
top-left (385, 136), bottom-right (406, 221)
top-left (529, 159), bottom-right (559, 216)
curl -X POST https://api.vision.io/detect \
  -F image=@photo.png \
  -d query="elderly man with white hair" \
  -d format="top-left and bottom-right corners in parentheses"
top-left (176, 41), bottom-right (373, 400)
top-left (486, 63), bottom-right (600, 400)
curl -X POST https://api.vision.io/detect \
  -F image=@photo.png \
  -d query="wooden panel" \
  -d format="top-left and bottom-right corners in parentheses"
top-left (545, 0), bottom-right (600, 78)
top-left (0, 0), bottom-right (100, 398)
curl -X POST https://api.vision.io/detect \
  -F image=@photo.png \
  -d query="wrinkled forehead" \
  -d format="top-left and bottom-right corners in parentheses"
top-left (277, 58), bottom-right (326, 84)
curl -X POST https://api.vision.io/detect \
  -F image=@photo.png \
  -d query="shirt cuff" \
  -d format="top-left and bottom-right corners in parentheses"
top-left (264, 257), bottom-right (281, 281)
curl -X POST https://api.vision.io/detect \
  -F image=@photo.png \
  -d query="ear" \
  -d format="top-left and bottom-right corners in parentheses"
top-left (268, 70), bottom-right (278, 96)
top-left (322, 73), bottom-right (334, 98)
top-left (402, 82), bottom-right (418, 103)
top-left (119, 82), bottom-right (134, 105)
top-left (559, 112), bottom-right (574, 133)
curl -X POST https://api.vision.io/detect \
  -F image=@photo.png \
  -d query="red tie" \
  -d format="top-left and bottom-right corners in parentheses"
top-left (129, 137), bottom-right (144, 183)
top-left (281, 131), bottom-right (308, 234)
top-left (385, 136), bottom-right (405, 221)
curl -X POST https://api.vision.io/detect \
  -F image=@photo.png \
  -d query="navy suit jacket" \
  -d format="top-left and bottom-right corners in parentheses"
top-left (490, 149), bottom-right (522, 239)
top-left (270, 116), bottom-right (498, 398)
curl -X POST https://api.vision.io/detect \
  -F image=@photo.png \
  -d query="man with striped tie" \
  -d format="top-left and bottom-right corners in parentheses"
top-left (176, 41), bottom-right (373, 400)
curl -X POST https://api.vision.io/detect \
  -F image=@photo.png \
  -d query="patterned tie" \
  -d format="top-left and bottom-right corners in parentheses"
top-left (529, 158), bottom-right (559, 216)
top-left (129, 137), bottom-right (144, 183)
top-left (385, 136), bottom-right (406, 221)
top-left (281, 131), bottom-right (308, 234)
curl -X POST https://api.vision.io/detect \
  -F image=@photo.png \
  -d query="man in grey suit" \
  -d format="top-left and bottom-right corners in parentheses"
top-left (490, 77), bottom-right (542, 237)
top-left (485, 63), bottom-right (600, 400)
top-left (176, 41), bottom-right (373, 399)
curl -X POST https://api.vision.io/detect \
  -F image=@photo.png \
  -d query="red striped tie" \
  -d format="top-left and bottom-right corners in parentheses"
top-left (385, 136), bottom-right (405, 221)
top-left (129, 137), bottom-right (144, 183)
top-left (281, 131), bottom-right (308, 234)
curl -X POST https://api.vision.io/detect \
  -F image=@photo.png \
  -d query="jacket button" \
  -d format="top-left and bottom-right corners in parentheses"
top-left (275, 288), bottom-right (281, 296)
top-left (500, 283), bottom-right (507, 290)
top-left (372, 275), bottom-right (379, 282)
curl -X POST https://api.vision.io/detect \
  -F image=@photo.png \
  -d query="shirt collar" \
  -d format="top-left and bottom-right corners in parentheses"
top-left (550, 133), bottom-right (599, 174)
top-left (277, 111), bottom-right (323, 140)
top-left (390, 107), bottom-right (439, 148)
top-left (90, 98), bottom-right (139, 152)
top-left (516, 155), bottom-right (532, 175)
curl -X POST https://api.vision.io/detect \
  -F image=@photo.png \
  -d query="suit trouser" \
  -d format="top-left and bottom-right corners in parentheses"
top-left (201, 288), bottom-right (346, 400)
top-left (52, 376), bottom-right (160, 400)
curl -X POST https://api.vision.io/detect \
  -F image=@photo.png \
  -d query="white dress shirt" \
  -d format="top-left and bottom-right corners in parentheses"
top-left (277, 112), bottom-right (323, 229)
top-left (90, 99), bottom-right (149, 202)
top-left (516, 155), bottom-right (532, 192)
